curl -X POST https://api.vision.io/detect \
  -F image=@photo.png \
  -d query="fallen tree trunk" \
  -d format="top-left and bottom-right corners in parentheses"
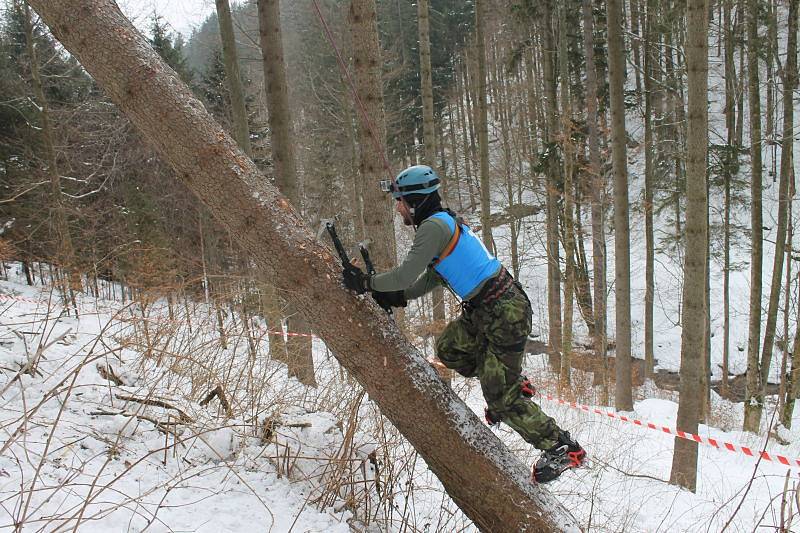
top-left (27, 1), bottom-right (580, 531)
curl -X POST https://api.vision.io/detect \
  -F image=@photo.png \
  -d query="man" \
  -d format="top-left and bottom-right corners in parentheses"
top-left (342, 164), bottom-right (585, 483)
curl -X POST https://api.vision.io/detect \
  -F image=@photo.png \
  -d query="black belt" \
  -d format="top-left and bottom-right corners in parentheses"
top-left (464, 268), bottom-right (514, 310)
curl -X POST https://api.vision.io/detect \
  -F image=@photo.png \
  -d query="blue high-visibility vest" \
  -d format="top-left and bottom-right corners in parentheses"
top-left (429, 212), bottom-right (501, 299)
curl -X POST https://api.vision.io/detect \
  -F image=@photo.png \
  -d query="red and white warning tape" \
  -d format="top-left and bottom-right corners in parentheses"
top-left (1, 293), bottom-right (319, 338)
top-left (7, 290), bottom-right (793, 467)
top-left (262, 329), bottom-right (316, 339)
top-left (0, 293), bottom-right (42, 305)
top-left (539, 394), bottom-right (800, 468)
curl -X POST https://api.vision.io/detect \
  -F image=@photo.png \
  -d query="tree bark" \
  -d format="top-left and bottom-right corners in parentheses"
top-left (753, 0), bottom-right (795, 428)
top-left (540, 0), bottom-right (563, 361)
top-left (215, 0), bottom-right (251, 156)
top-left (349, 0), bottom-right (396, 270)
top-left (258, 0), bottom-right (315, 387)
top-left (26, 1), bottom-right (580, 529)
top-left (630, 0), bottom-right (644, 98)
top-left (670, 0), bottom-right (708, 492)
top-left (608, 0), bottom-right (634, 411)
top-left (455, 58), bottom-right (476, 208)
top-left (558, 2), bottom-right (574, 390)
top-left (743, 0), bottom-right (764, 433)
top-left (417, 0), bottom-right (448, 378)
top-left (474, 0), bottom-right (493, 250)
top-left (779, 201), bottom-right (792, 420)
top-left (643, 0), bottom-right (656, 378)
top-left (583, 0), bottom-right (609, 404)
top-left (723, 0), bottom-right (736, 146)
top-left (721, 0), bottom-right (737, 398)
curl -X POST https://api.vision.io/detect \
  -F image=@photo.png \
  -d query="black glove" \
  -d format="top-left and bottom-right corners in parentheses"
top-left (342, 265), bottom-right (369, 294)
top-left (372, 290), bottom-right (407, 310)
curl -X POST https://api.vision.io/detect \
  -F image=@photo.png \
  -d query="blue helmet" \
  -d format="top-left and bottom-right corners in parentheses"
top-left (390, 165), bottom-right (441, 200)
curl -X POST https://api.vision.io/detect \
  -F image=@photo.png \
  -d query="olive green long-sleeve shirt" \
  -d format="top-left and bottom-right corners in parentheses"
top-left (369, 216), bottom-right (451, 300)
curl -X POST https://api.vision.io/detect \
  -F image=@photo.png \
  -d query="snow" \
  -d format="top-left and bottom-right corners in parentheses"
top-left (3, 5), bottom-right (800, 532)
top-left (2, 265), bottom-right (798, 532)
top-left (0, 272), bottom-right (360, 532)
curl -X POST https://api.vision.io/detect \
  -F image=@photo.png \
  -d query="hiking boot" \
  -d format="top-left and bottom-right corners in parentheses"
top-left (532, 430), bottom-right (586, 483)
top-left (484, 407), bottom-right (501, 427)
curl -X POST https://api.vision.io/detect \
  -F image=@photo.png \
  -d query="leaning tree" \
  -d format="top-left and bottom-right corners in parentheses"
top-left (26, 1), bottom-right (580, 531)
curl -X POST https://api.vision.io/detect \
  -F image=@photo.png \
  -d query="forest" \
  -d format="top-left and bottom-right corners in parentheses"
top-left (0, 0), bottom-right (798, 531)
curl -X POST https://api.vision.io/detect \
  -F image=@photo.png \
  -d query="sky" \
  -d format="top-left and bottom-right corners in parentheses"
top-left (116, 0), bottom-right (217, 38)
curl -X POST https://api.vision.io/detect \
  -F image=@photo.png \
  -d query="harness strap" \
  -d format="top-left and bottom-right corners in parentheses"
top-left (431, 222), bottom-right (461, 267)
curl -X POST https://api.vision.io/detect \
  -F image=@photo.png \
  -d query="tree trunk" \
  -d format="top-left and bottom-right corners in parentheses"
top-left (702, 183), bottom-right (711, 421)
top-left (418, 0), bottom-right (435, 169)
top-left (541, 0), bottom-right (563, 361)
top-left (463, 50), bottom-right (480, 204)
top-left (735, 0), bottom-right (745, 147)
top-left (583, 0), bottom-right (609, 404)
top-left (643, 0), bottom-right (656, 378)
top-left (753, 0), bottom-right (795, 428)
top-left (474, 0), bottom-right (493, 250)
top-left (26, 1), bottom-right (581, 529)
top-left (723, 0), bottom-right (736, 146)
top-left (743, 0), bottom-right (765, 433)
top-left (573, 192), bottom-right (596, 338)
top-left (783, 297), bottom-right (800, 429)
top-left (670, 0), bottom-right (708, 492)
top-left (558, 2), bottom-right (574, 390)
top-left (417, 0), bottom-right (448, 379)
top-left (722, 161), bottom-right (731, 397)
top-left (608, 0), bottom-right (634, 411)
top-left (215, 0), bottom-right (251, 156)
top-left (258, 0), bottom-right (315, 387)
top-left (447, 99), bottom-right (464, 211)
top-left (455, 59), bottom-right (475, 208)
top-left (779, 200), bottom-right (792, 419)
top-left (630, 0), bottom-right (644, 98)
top-left (20, 1), bottom-right (79, 304)
top-left (349, 0), bottom-right (396, 270)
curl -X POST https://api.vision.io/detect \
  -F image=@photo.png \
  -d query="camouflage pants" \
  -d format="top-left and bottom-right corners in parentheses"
top-left (436, 281), bottom-right (560, 450)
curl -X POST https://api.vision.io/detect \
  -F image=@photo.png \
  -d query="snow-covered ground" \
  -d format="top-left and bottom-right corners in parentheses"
top-left (0, 271), bottom-right (367, 532)
top-left (4, 5), bottom-right (800, 532)
top-left (2, 265), bottom-right (800, 532)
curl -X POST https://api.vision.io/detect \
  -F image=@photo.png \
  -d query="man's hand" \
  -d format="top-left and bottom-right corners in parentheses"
top-left (372, 290), bottom-right (407, 310)
top-left (342, 264), bottom-right (369, 294)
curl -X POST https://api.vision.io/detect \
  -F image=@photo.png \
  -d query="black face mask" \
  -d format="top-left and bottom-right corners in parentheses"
top-left (406, 192), bottom-right (443, 226)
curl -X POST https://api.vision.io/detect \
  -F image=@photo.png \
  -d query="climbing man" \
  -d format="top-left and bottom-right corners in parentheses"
top-left (341, 164), bottom-right (586, 483)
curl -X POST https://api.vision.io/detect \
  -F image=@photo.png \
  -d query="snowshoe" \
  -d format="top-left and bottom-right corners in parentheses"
top-left (532, 431), bottom-right (586, 483)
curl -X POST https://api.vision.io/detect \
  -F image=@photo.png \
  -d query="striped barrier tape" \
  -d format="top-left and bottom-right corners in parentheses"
top-left (1, 293), bottom-right (319, 338)
top-left (539, 393), bottom-right (800, 468)
top-left (6, 288), bottom-right (798, 466)
top-left (262, 328), bottom-right (316, 338)
top-left (0, 293), bottom-right (42, 305)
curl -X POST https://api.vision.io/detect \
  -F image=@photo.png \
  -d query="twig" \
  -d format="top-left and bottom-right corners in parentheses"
top-left (114, 393), bottom-right (194, 423)
top-left (199, 385), bottom-right (233, 418)
top-left (89, 409), bottom-right (181, 437)
top-left (721, 405), bottom-right (781, 532)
